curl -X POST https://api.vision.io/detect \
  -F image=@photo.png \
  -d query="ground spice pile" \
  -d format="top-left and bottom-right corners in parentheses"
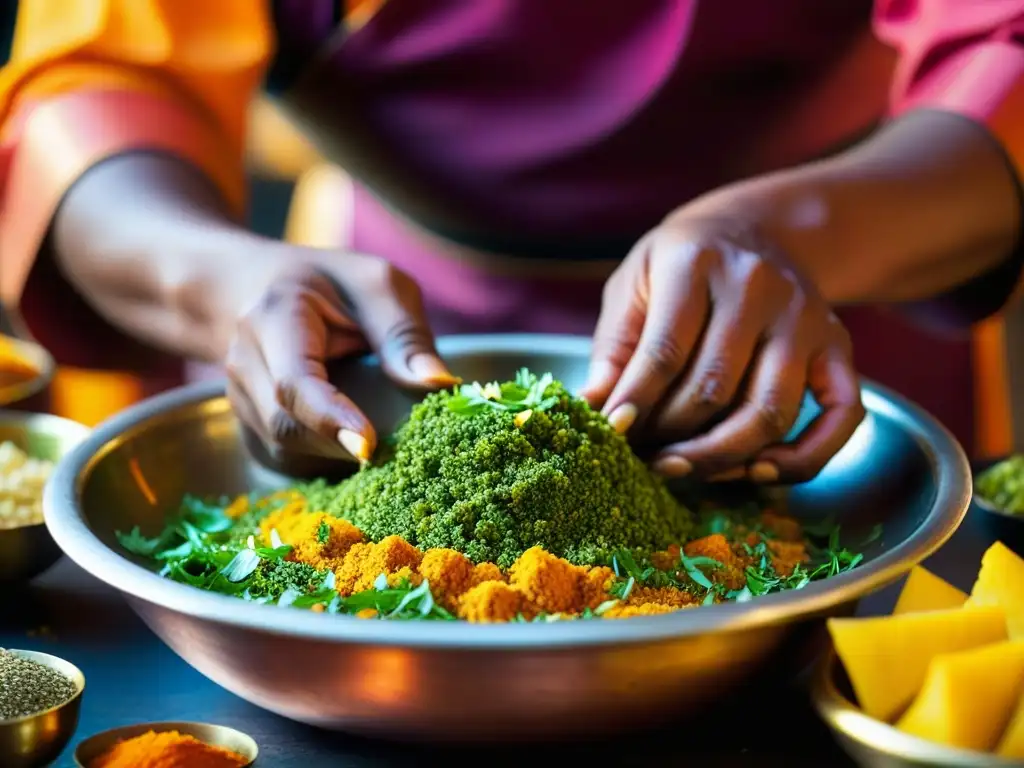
top-left (0, 647), bottom-right (77, 719)
top-left (304, 371), bottom-right (694, 567)
top-left (116, 372), bottom-right (872, 623)
top-left (252, 501), bottom-right (812, 622)
top-left (89, 729), bottom-right (248, 768)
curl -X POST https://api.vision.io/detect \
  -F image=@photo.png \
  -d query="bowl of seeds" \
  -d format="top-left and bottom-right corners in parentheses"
top-left (0, 648), bottom-right (85, 767)
top-left (0, 410), bottom-right (89, 582)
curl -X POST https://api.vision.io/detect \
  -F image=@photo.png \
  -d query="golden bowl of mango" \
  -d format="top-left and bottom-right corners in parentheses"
top-left (812, 541), bottom-right (1024, 766)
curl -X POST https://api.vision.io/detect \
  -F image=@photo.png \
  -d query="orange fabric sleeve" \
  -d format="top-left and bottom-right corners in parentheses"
top-left (0, 0), bottom-right (273, 307)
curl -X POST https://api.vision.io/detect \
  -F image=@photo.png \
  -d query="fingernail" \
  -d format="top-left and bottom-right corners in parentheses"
top-left (652, 456), bottom-right (693, 477)
top-left (409, 354), bottom-right (459, 387)
top-left (607, 403), bottom-right (638, 434)
top-left (748, 461), bottom-right (779, 484)
top-left (708, 467), bottom-right (747, 483)
top-left (338, 429), bottom-right (372, 462)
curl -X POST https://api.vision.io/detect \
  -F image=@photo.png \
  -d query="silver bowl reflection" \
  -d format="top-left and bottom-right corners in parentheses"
top-left (43, 335), bottom-right (970, 741)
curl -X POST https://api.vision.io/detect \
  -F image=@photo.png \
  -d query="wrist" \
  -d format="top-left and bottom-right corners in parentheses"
top-left (681, 111), bottom-right (1022, 306)
top-left (52, 153), bottom-right (280, 361)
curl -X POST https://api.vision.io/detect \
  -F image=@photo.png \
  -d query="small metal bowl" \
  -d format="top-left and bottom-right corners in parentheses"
top-left (0, 649), bottom-right (85, 768)
top-left (811, 646), bottom-right (1019, 767)
top-left (0, 334), bottom-right (55, 410)
top-left (971, 457), bottom-right (1024, 551)
top-left (74, 721), bottom-right (258, 767)
top-left (0, 410), bottom-right (89, 582)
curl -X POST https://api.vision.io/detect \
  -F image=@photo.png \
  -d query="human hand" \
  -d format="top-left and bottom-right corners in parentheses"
top-left (581, 215), bottom-right (865, 484)
top-left (225, 250), bottom-right (457, 465)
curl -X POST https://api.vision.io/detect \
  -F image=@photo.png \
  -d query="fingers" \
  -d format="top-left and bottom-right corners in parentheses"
top-left (586, 242), bottom-right (711, 430)
top-left (579, 256), bottom-right (646, 412)
top-left (754, 347), bottom-right (865, 482)
top-left (229, 273), bottom-right (374, 462)
top-left (649, 255), bottom-right (787, 441)
top-left (651, 337), bottom-right (806, 479)
top-left (342, 260), bottom-right (457, 390)
top-left (226, 324), bottom-right (354, 462)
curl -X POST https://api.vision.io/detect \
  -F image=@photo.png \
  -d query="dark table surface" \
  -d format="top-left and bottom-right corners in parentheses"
top-left (2, 500), bottom-right (1005, 768)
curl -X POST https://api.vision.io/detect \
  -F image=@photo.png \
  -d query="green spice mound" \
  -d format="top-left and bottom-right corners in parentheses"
top-left (304, 370), bottom-right (694, 568)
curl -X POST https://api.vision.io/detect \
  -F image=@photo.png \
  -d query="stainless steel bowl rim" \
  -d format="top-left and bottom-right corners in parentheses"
top-left (44, 334), bottom-right (971, 650)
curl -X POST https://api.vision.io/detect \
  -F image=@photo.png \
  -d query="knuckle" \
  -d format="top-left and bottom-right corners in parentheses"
top-left (591, 333), bottom-right (635, 369)
top-left (267, 408), bottom-right (303, 446)
top-left (687, 244), bottom-right (721, 275)
top-left (274, 376), bottom-right (303, 411)
top-left (639, 335), bottom-right (687, 378)
top-left (384, 316), bottom-right (433, 355)
top-left (694, 360), bottom-right (734, 409)
top-left (751, 397), bottom-right (790, 441)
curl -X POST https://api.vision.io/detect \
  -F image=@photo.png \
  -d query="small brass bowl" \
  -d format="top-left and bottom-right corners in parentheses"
top-left (0, 649), bottom-right (85, 768)
top-left (0, 410), bottom-right (89, 582)
top-left (811, 647), bottom-right (1020, 767)
top-left (74, 721), bottom-right (258, 767)
top-left (0, 335), bottom-right (54, 409)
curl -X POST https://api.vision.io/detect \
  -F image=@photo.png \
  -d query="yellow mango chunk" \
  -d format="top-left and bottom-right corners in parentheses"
top-left (896, 641), bottom-right (1024, 751)
top-left (968, 542), bottom-right (1024, 638)
top-left (827, 606), bottom-right (1007, 722)
top-left (997, 692), bottom-right (1024, 758)
top-left (893, 566), bottom-right (967, 615)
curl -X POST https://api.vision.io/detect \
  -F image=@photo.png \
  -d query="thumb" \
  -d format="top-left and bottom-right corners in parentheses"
top-left (343, 259), bottom-right (457, 390)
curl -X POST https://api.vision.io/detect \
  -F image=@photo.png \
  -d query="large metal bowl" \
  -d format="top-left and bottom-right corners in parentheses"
top-left (44, 335), bottom-right (970, 741)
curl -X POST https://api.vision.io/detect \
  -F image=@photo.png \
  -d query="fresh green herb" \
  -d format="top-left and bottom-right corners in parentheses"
top-left (679, 552), bottom-right (721, 591)
top-left (742, 524), bottom-right (870, 597)
top-left (446, 368), bottom-right (560, 416)
top-left (609, 575), bottom-right (636, 601)
top-left (317, 519), bottom-right (330, 544)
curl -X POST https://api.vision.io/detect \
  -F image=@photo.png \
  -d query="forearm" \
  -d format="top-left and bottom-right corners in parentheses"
top-left (686, 110), bottom-right (1022, 305)
top-left (52, 154), bottom-right (276, 362)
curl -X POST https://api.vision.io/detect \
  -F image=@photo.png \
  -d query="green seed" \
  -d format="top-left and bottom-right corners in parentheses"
top-left (0, 648), bottom-right (77, 719)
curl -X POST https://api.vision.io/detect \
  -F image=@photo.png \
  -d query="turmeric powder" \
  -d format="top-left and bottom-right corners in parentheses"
top-left (508, 547), bottom-right (583, 614)
top-left (122, 479), bottom-right (853, 623)
top-left (89, 729), bottom-right (248, 768)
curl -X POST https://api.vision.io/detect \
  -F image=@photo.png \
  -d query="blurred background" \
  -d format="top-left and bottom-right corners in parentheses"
top-left (0, 4), bottom-right (314, 428)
